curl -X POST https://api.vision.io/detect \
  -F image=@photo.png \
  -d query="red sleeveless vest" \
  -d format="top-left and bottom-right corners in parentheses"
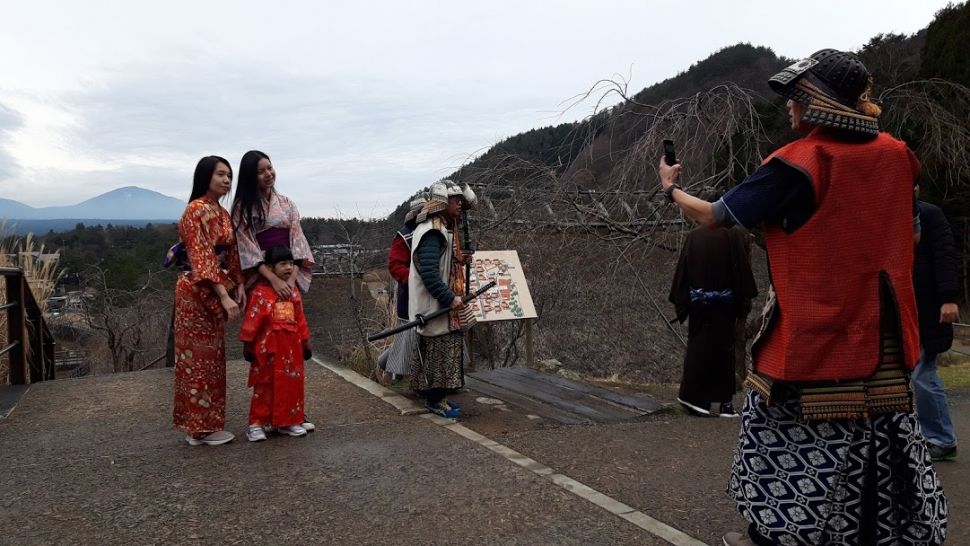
top-left (753, 129), bottom-right (921, 381)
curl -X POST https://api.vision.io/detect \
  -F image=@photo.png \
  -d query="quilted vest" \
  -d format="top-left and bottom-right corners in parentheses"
top-left (408, 218), bottom-right (455, 337)
top-left (753, 129), bottom-right (920, 381)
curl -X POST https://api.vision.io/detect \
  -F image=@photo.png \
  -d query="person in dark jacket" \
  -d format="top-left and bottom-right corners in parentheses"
top-left (669, 225), bottom-right (757, 417)
top-left (914, 198), bottom-right (960, 461)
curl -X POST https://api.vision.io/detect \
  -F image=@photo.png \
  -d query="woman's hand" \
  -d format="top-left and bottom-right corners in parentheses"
top-left (260, 263), bottom-right (292, 299)
top-left (450, 296), bottom-right (465, 310)
top-left (270, 275), bottom-right (293, 300)
top-left (234, 285), bottom-right (247, 311)
top-left (221, 294), bottom-right (240, 321)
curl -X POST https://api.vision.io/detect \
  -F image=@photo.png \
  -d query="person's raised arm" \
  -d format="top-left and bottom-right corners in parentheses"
top-left (657, 157), bottom-right (718, 228)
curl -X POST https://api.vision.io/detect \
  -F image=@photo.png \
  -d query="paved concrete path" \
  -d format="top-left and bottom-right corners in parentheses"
top-left (0, 362), bottom-right (664, 546)
top-left (1, 362), bottom-right (966, 545)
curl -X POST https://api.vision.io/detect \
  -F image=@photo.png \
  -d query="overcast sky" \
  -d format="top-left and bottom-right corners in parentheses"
top-left (0, 0), bottom-right (954, 218)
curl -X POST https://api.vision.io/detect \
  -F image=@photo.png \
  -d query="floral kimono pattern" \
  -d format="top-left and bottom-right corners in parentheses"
top-left (239, 282), bottom-right (310, 427)
top-left (172, 197), bottom-right (244, 435)
top-left (234, 192), bottom-right (315, 292)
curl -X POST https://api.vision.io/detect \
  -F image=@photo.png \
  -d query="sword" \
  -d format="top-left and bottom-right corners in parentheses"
top-left (366, 280), bottom-right (497, 342)
top-left (461, 209), bottom-right (473, 289)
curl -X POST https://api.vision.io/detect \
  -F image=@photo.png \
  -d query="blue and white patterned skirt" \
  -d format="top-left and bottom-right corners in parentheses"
top-left (728, 390), bottom-right (947, 545)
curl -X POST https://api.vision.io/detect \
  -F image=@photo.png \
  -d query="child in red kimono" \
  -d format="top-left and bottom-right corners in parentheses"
top-left (240, 246), bottom-right (313, 442)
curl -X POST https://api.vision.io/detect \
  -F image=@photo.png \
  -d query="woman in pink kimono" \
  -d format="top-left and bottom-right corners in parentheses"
top-left (231, 150), bottom-right (316, 430)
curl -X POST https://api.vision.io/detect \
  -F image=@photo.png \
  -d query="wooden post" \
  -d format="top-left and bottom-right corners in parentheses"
top-left (23, 284), bottom-right (45, 383)
top-left (44, 326), bottom-right (56, 380)
top-left (525, 319), bottom-right (535, 368)
top-left (27, 316), bottom-right (44, 384)
top-left (6, 274), bottom-right (27, 385)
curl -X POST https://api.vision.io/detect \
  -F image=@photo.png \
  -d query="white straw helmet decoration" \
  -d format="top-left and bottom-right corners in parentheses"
top-left (404, 193), bottom-right (428, 223)
top-left (416, 182), bottom-right (450, 223)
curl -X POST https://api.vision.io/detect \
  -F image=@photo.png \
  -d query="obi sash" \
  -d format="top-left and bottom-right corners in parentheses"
top-left (689, 288), bottom-right (734, 304)
top-left (163, 242), bottom-right (230, 271)
top-left (256, 227), bottom-right (289, 251)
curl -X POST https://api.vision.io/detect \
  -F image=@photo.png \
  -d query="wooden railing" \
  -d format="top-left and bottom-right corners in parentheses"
top-left (1, 267), bottom-right (55, 384)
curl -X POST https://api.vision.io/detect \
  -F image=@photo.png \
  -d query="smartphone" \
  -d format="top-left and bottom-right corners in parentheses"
top-left (662, 139), bottom-right (678, 166)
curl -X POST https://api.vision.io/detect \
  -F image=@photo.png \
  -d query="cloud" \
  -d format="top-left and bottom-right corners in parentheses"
top-left (33, 58), bottom-right (548, 217)
top-left (0, 102), bottom-right (25, 181)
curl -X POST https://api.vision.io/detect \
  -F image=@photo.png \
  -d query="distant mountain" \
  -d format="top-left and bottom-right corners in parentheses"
top-left (0, 197), bottom-right (36, 219)
top-left (0, 186), bottom-right (186, 221)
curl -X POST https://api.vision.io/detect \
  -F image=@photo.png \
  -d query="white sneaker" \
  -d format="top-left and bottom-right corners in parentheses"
top-left (302, 420), bottom-right (316, 432)
top-left (246, 425), bottom-right (267, 442)
top-left (676, 397), bottom-right (712, 416)
top-left (277, 424), bottom-right (307, 437)
top-left (184, 430), bottom-right (235, 446)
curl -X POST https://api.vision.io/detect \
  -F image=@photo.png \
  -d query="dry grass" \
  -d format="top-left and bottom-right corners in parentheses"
top-left (939, 363), bottom-right (970, 389)
top-left (0, 223), bottom-right (61, 384)
top-left (940, 350), bottom-right (970, 389)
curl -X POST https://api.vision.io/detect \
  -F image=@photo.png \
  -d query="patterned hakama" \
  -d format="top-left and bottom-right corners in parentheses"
top-left (409, 331), bottom-right (464, 393)
top-left (729, 390), bottom-right (947, 545)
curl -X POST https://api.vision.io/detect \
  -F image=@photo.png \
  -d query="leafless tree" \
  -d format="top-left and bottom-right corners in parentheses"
top-left (79, 265), bottom-right (172, 374)
top-left (451, 78), bottom-right (970, 382)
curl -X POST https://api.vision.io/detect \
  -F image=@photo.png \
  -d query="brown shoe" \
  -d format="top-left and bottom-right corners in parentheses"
top-left (722, 531), bottom-right (755, 546)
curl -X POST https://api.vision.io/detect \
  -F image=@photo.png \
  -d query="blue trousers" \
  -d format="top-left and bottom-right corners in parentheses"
top-left (913, 349), bottom-right (958, 447)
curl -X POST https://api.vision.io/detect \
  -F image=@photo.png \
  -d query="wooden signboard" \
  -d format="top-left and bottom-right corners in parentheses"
top-left (467, 250), bottom-right (537, 322)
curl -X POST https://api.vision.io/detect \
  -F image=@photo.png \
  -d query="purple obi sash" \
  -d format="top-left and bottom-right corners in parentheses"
top-left (256, 227), bottom-right (290, 251)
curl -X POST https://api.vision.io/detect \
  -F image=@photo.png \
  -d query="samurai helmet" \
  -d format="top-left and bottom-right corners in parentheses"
top-left (768, 49), bottom-right (880, 136)
top-left (445, 180), bottom-right (477, 210)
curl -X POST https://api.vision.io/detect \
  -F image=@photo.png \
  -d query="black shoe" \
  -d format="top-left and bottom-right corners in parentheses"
top-left (928, 444), bottom-right (957, 461)
top-left (718, 402), bottom-right (739, 418)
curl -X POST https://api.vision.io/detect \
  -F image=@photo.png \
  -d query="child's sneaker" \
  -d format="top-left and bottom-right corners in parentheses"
top-left (277, 424), bottom-right (308, 437)
top-left (302, 413), bottom-right (316, 432)
top-left (442, 399), bottom-right (461, 411)
top-left (246, 425), bottom-right (267, 442)
top-left (426, 401), bottom-right (461, 419)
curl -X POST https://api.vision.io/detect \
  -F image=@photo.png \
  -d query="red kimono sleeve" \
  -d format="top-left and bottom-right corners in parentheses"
top-left (240, 286), bottom-right (271, 342)
top-left (225, 224), bottom-right (245, 287)
top-left (293, 292), bottom-right (311, 342)
top-left (388, 234), bottom-right (411, 285)
top-left (179, 200), bottom-right (224, 287)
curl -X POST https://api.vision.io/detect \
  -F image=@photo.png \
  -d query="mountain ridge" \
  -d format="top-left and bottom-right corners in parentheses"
top-left (0, 186), bottom-right (185, 221)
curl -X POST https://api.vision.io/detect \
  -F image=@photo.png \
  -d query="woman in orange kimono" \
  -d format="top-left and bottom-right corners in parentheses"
top-left (239, 246), bottom-right (312, 442)
top-left (172, 155), bottom-right (246, 446)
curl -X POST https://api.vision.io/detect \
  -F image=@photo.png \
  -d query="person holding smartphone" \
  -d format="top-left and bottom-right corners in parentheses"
top-left (659, 50), bottom-right (946, 546)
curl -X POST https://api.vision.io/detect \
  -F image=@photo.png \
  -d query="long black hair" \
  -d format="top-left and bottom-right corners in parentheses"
top-left (231, 150), bottom-right (271, 232)
top-left (189, 155), bottom-right (233, 202)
